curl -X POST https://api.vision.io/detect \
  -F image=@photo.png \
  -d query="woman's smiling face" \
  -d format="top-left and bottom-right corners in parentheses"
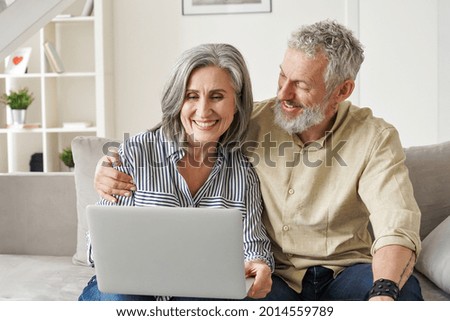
top-left (181, 65), bottom-right (236, 145)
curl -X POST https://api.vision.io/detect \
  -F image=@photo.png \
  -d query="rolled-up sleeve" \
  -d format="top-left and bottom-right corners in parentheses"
top-left (358, 127), bottom-right (421, 256)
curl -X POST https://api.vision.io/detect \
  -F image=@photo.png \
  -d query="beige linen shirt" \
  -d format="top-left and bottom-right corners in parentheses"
top-left (245, 98), bottom-right (421, 293)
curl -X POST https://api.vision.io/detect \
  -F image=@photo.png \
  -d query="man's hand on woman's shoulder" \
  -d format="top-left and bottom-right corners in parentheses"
top-left (94, 153), bottom-right (136, 203)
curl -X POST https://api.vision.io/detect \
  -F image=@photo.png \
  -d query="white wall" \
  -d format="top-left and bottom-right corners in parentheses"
top-left (110, 0), bottom-right (449, 147)
top-left (438, 0), bottom-right (450, 143)
top-left (359, 0), bottom-right (439, 147)
top-left (111, 0), bottom-right (349, 139)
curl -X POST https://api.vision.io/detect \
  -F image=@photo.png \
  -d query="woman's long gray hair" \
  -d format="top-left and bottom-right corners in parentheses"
top-left (160, 43), bottom-right (253, 149)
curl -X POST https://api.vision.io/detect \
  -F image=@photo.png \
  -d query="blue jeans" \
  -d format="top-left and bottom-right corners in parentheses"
top-left (79, 264), bottom-right (423, 301)
top-left (78, 276), bottom-right (232, 301)
top-left (78, 276), bottom-right (157, 301)
top-left (258, 264), bottom-right (423, 301)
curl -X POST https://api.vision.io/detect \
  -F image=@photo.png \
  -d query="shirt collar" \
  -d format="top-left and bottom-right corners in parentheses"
top-left (298, 100), bottom-right (352, 150)
top-left (159, 129), bottom-right (229, 164)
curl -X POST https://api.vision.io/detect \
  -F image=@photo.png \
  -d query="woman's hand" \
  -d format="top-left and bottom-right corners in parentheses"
top-left (94, 151), bottom-right (136, 203)
top-left (245, 260), bottom-right (272, 299)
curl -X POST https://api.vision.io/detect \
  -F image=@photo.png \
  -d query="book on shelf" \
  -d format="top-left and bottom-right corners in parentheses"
top-left (62, 121), bottom-right (91, 128)
top-left (44, 42), bottom-right (65, 73)
top-left (81, 0), bottom-right (94, 16)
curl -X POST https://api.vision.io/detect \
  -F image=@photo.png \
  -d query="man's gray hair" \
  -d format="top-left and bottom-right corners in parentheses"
top-left (160, 43), bottom-right (253, 149)
top-left (288, 20), bottom-right (364, 94)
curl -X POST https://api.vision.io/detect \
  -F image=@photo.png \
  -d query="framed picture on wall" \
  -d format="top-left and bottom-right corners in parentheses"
top-left (182, 0), bottom-right (272, 15)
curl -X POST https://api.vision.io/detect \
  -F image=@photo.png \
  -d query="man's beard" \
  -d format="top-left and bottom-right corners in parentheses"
top-left (274, 99), bottom-right (327, 135)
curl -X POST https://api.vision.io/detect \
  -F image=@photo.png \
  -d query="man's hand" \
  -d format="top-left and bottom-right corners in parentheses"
top-left (94, 151), bottom-right (136, 203)
top-left (245, 260), bottom-right (272, 299)
top-left (369, 296), bottom-right (394, 301)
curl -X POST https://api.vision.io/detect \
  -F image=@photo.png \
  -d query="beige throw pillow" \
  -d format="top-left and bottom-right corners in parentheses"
top-left (415, 216), bottom-right (450, 294)
top-left (71, 136), bottom-right (118, 266)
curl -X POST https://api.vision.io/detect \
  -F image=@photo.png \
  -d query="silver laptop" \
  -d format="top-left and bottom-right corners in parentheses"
top-left (86, 205), bottom-right (254, 299)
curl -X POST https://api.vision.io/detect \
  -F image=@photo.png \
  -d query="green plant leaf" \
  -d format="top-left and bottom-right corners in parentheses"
top-left (0, 87), bottom-right (34, 109)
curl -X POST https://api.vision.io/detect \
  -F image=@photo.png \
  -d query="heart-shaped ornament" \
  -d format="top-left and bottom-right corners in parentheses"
top-left (13, 56), bottom-right (24, 65)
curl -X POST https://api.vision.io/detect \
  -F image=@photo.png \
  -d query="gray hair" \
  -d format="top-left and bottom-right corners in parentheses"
top-left (160, 43), bottom-right (253, 149)
top-left (288, 20), bottom-right (364, 95)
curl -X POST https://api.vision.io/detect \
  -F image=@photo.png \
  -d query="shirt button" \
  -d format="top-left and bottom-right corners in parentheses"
top-left (288, 188), bottom-right (295, 195)
top-left (282, 225), bottom-right (290, 231)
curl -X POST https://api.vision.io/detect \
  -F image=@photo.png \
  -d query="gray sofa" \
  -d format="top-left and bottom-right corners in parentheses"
top-left (0, 137), bottom-right (449, 301)
top-left (0, 173), bottom-right (93, 300)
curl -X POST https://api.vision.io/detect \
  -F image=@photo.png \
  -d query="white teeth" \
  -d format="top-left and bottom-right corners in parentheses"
top-left (284, 101), bottom-right (300, 109)
top-left (194, 120), bottom-right (217, 128)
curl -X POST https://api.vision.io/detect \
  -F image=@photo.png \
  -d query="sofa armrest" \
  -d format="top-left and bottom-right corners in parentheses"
top-left (0, 173), bottom-right (78, 256)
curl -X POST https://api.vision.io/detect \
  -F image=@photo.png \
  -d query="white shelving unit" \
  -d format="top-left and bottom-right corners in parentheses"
top-left (0, 0), bottom-right (113, 173)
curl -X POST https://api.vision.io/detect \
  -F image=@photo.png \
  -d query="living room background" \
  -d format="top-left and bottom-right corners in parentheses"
top-left (107, 0), bottom-right (449, 148)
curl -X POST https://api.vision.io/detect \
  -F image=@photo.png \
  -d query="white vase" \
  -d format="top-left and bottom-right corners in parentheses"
top-left (11, 109), bottom-right (27, 126)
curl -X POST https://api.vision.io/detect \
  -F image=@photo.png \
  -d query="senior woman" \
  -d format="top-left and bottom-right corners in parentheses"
top-left (78, 43), bottom-right (274, 301)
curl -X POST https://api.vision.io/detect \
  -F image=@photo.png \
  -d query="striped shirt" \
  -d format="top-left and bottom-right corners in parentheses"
top-left (90, 128), bottom-right (274, 300)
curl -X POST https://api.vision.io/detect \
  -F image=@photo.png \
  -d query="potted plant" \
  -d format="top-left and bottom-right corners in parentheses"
top-left (59, 147), bottom-right (74, 170)
top-left (0, 87), bottom-right (34, 126)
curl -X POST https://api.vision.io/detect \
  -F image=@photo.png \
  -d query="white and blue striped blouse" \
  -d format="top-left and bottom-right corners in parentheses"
top-left (91, 128), bottom-right (274, 299)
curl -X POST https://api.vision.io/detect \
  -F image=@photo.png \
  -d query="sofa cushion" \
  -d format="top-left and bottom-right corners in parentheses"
top-left (0, 254), bottom-right (93, 300)
top-left (71, 136), bottom-right (119, 266)
top-left (0, 174), bottom-right (77, 256)
top-left (415, 216), bottom-right (450, 294)
top-left (404, 141), bottom-right (450, 239)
